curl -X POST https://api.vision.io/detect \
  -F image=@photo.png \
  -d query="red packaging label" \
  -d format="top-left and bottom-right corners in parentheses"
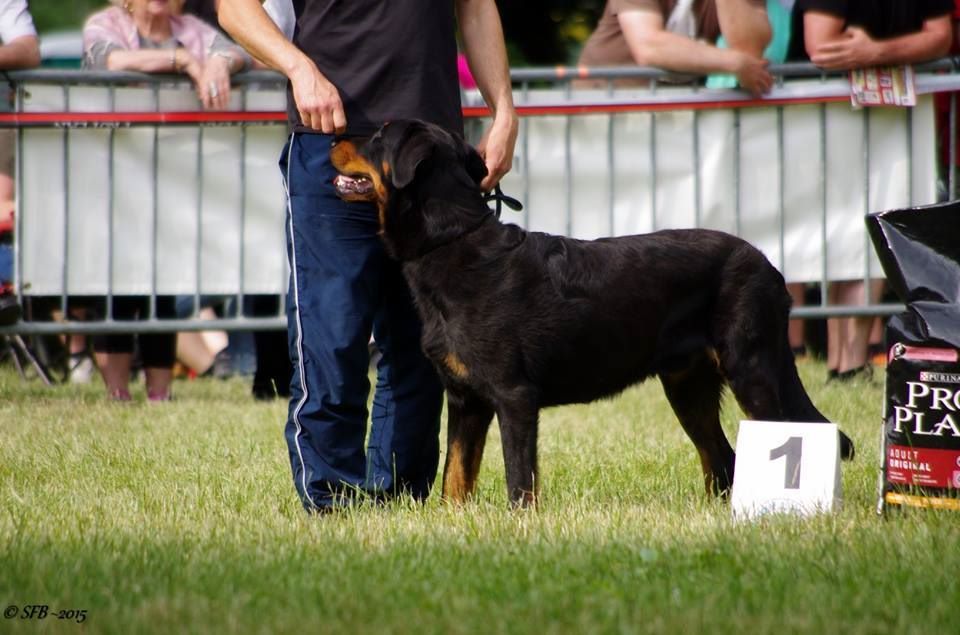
top-left (890, 345), bottom-right (960, 363)
top-left (886, 444), bottom-right (960, 488)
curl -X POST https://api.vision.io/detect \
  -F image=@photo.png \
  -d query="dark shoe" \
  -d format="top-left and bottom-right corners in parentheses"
top-left (252, 378), bottom-right (278, 401)
top-left (830, 365), bottom-right (874, 383)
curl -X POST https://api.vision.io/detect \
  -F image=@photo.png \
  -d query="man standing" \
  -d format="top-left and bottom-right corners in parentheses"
top-left (789, 0), bottom-right (952, 68)
top-left (218, 0), bottom-right (518, 512)
top-left (578, 0), bottom-right (774, 95)
top-left (788, 0), bottom-right (952, 382)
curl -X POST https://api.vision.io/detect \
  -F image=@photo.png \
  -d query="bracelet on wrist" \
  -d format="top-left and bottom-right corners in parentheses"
top-left (170, 48), bottom-right (179, 72)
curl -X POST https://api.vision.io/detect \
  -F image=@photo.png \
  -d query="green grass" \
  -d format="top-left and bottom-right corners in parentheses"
top-left (0, 359), bottom-right (957, 634)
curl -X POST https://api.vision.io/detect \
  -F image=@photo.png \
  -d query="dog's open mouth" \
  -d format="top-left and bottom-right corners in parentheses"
top-left (330, 139), bottom-right (382, 203)
top-left (334, 174), bottom-right (374, 197)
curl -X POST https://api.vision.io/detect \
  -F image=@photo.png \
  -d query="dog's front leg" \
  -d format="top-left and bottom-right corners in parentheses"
top-left (497, 395), bottom-right (540, 508)
top-left (442, 391), bottom-right (494, 504)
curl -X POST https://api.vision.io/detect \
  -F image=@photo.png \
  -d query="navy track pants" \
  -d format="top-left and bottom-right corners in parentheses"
top-left (280, 132), bottom-right (443, 511)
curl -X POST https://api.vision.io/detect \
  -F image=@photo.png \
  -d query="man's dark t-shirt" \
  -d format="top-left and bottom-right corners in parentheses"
top-left (289, 0), bottom-right (463, 136)
top-left (788, 0), bottom-right (954, 61)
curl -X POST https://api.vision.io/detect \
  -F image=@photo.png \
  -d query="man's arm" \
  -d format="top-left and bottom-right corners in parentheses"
top-left (0, 34), bottom-right (40, 69)
top-left (618, 9), bottom-right (772, 96)
top-left (218, 0), bottom-right (345, 133)
top-left (805, 11), bottom-right (953, 69)
top-left (715, 0), bottom-right (771, 56)
top-left (456, 0), bottom-right (518, 191)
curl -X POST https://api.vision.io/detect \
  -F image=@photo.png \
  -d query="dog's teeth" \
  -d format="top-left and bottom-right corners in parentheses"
top-left (334, 174), bottom-right (374, 197)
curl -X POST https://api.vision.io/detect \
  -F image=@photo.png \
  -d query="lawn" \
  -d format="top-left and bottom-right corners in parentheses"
top-left (0, 359), bottom-right (957, 634)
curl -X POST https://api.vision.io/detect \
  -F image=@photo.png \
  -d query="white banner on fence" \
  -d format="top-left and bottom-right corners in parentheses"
top-left (18, 82), bottom-right (936, 295)
top-left (498, 88), bottom-right (936, 284)
top-left (20, 84), bottom-right (288, 297)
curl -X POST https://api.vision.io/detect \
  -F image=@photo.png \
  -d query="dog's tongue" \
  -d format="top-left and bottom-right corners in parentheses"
top-left (334, 174), bottom-right (373, 196)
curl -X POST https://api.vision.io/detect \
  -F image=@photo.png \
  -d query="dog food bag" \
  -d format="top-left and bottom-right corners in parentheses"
top-left (866, 200), bottom-right (960, 513)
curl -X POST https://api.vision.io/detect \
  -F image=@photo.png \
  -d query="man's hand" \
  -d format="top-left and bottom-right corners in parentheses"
top-left (219, 0), bottom-right (347, 132)
top-left (476, 110), bottom-right (519, 192)
top-left (732, 50), bottom-right (773, 96)
top-left (289, 58), bottom-right (346, 134)
top-left (810, 27), bottom-right (881, 70)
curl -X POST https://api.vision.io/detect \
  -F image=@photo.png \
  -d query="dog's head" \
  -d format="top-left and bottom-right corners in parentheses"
top-left (330, 119), bottom-right (491, 260)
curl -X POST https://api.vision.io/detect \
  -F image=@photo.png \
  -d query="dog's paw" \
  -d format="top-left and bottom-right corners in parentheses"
top-left (839, 431), bottom-right (855, 461)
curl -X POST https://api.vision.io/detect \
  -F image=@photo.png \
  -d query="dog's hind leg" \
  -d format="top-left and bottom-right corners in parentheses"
top-left (442, 390), bottom-right (495, 503)
top-left (774, 339), bottom-right (855, 459)
top-left (659, 354), bottom-right (735, 496)
top-left (714, 263), bottom-right (856, 460)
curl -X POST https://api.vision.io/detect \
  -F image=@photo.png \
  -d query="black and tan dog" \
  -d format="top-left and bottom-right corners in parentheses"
top-left (331, 119), bottom-right (854, 507)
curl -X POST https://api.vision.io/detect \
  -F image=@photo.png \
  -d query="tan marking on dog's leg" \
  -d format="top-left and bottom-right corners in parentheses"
top-left (443, 439), bottom-right (469, 503)
top-left (697, 447), bottom-right (715, 494)
top-left (444, 430), bottom-right (488, 503)
top-left (444, 353), bottom-right (469, 379)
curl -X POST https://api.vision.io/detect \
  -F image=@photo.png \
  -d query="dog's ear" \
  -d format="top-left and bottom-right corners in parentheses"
top-left (390, 133), bottom-right (436, 190)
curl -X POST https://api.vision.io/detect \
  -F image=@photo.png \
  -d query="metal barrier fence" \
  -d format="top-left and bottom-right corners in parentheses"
top-left (1, 62), bottom-right (959, 338)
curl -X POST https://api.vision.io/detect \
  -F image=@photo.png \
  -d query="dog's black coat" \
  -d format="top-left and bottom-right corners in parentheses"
top-left (331, 119), bottom-right (854, 506)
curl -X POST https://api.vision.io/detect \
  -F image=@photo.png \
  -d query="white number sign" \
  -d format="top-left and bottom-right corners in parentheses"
top-left (730, 420), bottom-right (842, 520)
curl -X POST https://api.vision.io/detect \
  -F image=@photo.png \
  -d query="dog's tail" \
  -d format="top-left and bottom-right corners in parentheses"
top-left (778, 339), bottom-right (855, 460)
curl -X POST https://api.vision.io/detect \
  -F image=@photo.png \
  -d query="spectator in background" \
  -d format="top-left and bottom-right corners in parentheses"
top-left (0, 0), bottom-right (96, 380)
top-left (789, 0), bottom-right (953, 380)
top-left (0, 0), bottom-right (37, 70)
top-left (577, 0), bottom-right (774, 96)
top-left (935, 1), bottom-right (960, 200)
top-left (0, 0), bottom-right (39, 326)
top-left (83, 0), bottom-right (250, 110)
top-left (1, 0), bottom-right (40, 226)
top-left (788, 1), bottom-right (952, 68)
top-left (81, 0), bottom-right (250, 400)
top-left (706, 0), bottom-right (794, 88)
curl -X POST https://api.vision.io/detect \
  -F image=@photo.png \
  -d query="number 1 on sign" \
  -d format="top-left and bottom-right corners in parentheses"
top-left (769, 436), bottom-right (802, 489)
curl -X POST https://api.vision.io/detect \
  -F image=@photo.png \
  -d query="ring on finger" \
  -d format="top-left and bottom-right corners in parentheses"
top-left (209, 82), bottom-right (219, 98)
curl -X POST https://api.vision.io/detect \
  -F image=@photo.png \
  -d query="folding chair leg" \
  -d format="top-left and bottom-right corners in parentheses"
top-left (15, 335), bottom-right (54, 386)
top-left (2, 335), bottom-right (54, 386)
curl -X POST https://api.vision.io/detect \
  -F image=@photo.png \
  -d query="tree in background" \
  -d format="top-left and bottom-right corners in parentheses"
top-left (498, 0), bottom-right (604, 65)
top-left (29, 0), bottom-right (103, 33)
